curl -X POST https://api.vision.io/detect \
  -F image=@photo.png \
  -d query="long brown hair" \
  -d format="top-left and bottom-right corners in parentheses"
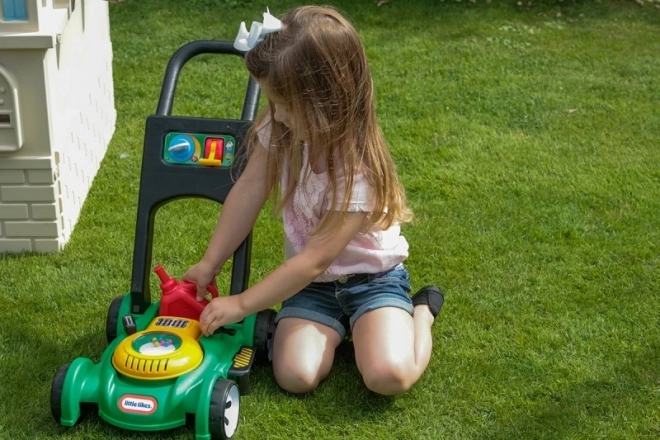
top-left (243, 5), bottom-right (412, 235)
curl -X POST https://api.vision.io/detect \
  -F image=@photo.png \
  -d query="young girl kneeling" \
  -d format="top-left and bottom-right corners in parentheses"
top-left (184, 5), bottom-right (444, 396)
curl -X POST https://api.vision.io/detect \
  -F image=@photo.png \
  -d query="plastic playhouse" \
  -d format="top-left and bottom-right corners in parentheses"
top-left (49, 41), bottom-right (276, 440)
top-left (0, 0), bottom-right (116, 253)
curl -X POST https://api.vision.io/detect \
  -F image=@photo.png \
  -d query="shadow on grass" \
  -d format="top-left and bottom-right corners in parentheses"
top-left (476, 341), bottom-right (660, 439)
top-left (0, 324), bottom-right (103, 437)
top-left (230, 339), bottom-right (399, 438)
top-left (312, 340), bottom-right (397, 416)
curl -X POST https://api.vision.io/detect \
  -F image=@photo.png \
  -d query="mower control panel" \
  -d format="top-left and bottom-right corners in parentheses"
top-left (163, 132), bottom-right (236, 167)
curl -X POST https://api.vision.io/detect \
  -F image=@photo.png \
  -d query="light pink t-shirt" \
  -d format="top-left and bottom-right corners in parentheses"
top-left (257, 119), bottom-right (409, 282)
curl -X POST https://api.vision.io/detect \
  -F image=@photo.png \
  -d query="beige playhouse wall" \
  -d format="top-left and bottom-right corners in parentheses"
top-left (0, 0), bottom-right (116, 253)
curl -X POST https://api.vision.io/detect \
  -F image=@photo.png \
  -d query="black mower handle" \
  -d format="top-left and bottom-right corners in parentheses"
top-left (156, 40), bottom-right (260, 120)
top-left (129, 40), bottom-right (261, 314)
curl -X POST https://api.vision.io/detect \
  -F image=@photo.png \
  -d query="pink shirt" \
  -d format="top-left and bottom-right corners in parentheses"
top-left (257, 119), bottom-right (409, 282)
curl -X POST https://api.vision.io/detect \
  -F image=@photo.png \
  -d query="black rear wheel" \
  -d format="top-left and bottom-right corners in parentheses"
top-left (105, 295), bottom-right (124, 343)
top-left (50, 363), bottom-right (70, 423)
top-left (208, 379), bottom-right (240, 440)
top-left (253, 308), bottom-right (276, 364)
top-left (50, 363), bottom-right (96, 425)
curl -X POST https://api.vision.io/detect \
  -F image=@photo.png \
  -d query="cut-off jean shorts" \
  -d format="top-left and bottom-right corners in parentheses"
top-left (275, 263), bottom-right (414, 339)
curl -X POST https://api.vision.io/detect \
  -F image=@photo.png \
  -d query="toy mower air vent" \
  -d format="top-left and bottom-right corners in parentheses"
top-left (122, 355), bottom-right (169, 374)
top-left (155, 318), bottom-right (190, 329)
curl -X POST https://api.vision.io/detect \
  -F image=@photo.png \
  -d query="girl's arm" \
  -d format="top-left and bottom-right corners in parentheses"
top-left (184, 144), bottom-right (270, 297)
top-left (199, 210), bottom-right (369, 335)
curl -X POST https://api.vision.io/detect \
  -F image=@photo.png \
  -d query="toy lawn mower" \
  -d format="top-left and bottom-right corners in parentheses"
top-left (50, 41), bottom-right (275, 440)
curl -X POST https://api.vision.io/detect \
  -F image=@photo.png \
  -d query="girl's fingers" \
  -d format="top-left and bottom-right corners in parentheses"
top-left (201, 312), bottom-right (224, 336)
top-left (205, 318), bottom-right (222, 336)
top-left (196, 286), bottom-right (207, 301)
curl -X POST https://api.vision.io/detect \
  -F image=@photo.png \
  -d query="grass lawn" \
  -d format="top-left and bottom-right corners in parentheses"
top-left (1, 0), bottom-right (659, 438)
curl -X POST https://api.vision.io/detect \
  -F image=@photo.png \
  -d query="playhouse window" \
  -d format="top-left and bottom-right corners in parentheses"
top-left (2, 0), bottom-right (28, 21)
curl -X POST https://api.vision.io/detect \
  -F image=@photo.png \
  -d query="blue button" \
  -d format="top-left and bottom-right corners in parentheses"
top-left (168, 135), bottom-right (194, 162)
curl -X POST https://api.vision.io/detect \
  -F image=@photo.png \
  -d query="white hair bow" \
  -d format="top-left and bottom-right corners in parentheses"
top-left (234, 8), bottom-right (282, 52)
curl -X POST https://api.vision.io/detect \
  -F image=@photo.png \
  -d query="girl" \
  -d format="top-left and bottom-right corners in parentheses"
top-left (184, 5), bottom-right (444, 396)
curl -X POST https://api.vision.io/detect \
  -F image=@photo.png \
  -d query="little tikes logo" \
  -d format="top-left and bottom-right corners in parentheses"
top-left (119, 395), bottom-right (157, 414)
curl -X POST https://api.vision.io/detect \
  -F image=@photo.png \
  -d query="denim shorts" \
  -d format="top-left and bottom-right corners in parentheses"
top-left (275, 263), bottom-right (413, 339)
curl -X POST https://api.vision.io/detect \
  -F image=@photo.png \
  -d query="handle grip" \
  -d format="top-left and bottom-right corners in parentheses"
top-left (185, 279), bottom-right (219, 300)
top-left (156, 40), bottom-right (258, 118)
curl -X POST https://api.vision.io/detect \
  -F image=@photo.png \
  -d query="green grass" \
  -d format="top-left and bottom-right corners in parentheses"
top-left (1, 0), bottom-right (659, 438)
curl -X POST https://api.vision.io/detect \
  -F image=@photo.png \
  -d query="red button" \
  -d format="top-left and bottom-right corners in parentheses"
top-left (204, 138), bottom-right (224, 160)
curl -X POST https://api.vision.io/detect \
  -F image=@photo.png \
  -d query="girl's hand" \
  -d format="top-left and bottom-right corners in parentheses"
top-left (199, 295), bottom-right (246, 336)
top-left (183, 260), bottom-right (221, 301)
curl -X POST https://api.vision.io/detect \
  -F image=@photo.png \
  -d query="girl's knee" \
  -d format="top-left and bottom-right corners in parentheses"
top-left (271, 318), bottom-right (341, 394)
top-left (361, 362), bottom-right (414, 396)
top-left (274, 367), bottom-right (322, 394)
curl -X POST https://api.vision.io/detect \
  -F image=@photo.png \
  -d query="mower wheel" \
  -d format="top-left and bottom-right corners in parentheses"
top-left (208, 379), bottom-right (240, 440)
top-left (50, 363), bottom-right (71, 423)
top-left (253, 308), bottom-right (277, 364)
top-left (105, 295), bottom-right (124, 343)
